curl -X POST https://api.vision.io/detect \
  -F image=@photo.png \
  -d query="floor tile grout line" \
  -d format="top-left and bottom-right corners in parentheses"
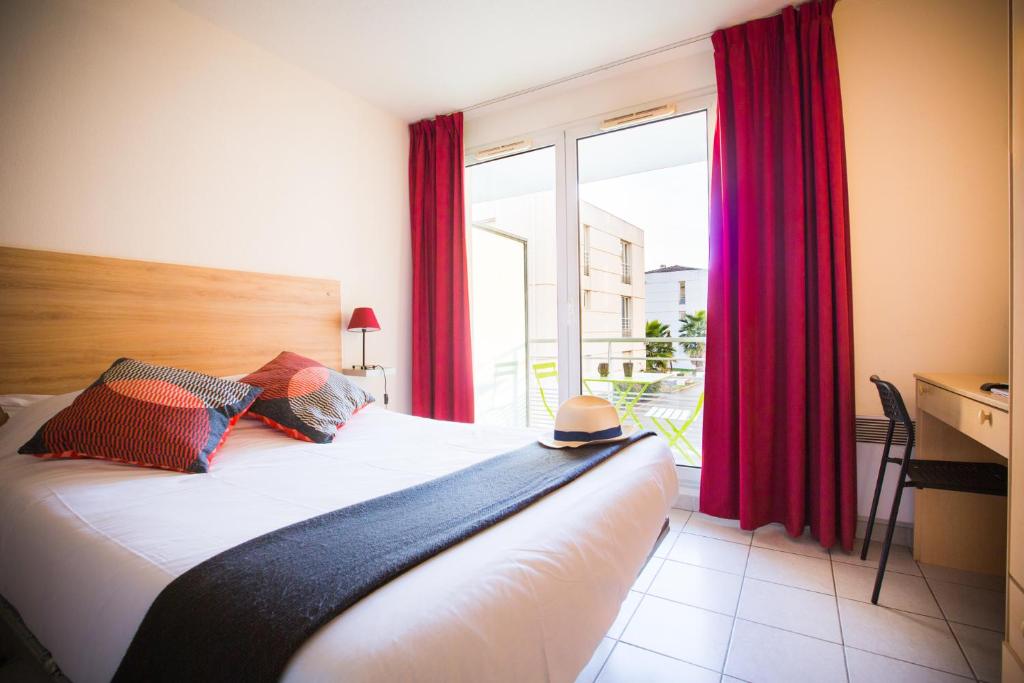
top-left (945, 618), bottom-right (1005, 635)
top-left (731, 570), bottom-right (836, 597)
top-left (664, 551), bottom-right (840, 595)
top-left (731, 616), bottom-right (844, 648)
top-left (830, 571), bottom-right (947, 620)
top-left (918, 558), bottom-right (981, 682)
top-left (679, 529), bottom-right (753, 547)
top-left (836, 544), bottom-right (1005, 624)
top-left (589, 638), bottom-right (617, 683)
top-left (610, 628), bottom-right (971, 682)
top-left (924, 575), bottom-right (1006, 596)
top-left (589, 545), bottom-right (675, 683)
top-left (639, 590), bottom-right (738, 623)
top-left (616, 552), bottom-right (670, 635)
top-left (657, 554), bottom-right (751, 580)
top-left (842, 643), bottom-right (979, 681)
top-left (609, 639), bottom-right (729, 678)
top-left (660, 553), bottom-right (751, 578)
top-left (829, 542), bottom-right (851, 683)
top-left (718, 537), bottom-right (753, 677)
top-left (921, 565), bottom-right (983, 683)
top-left (724, 537), bottom-right (989, 673)
top-left (830, 541), bottom-right (923, 576)
top-left (612, 589), bottom-right (646, 638)
top-left (750, 544), bottom-right (832, 562)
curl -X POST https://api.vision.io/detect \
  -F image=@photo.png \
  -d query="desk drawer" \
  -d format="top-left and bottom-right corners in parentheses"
top-left (917, 382), bottom-right (1009, 458)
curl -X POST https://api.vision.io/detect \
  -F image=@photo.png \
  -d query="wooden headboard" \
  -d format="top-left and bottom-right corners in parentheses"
top-left (0, 247), bottom-right (342, 394)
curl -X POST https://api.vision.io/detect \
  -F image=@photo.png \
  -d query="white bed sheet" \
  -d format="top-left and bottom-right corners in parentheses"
top-left (0, 394), bottom-right (52, 420)
top-left (0, 394), bottom-right (677, 683)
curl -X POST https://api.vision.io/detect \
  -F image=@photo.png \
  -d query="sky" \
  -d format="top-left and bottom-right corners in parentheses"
top-left (580, 162), bottom-right (708, 270)
top-left (576, 110), bottom-right (709, 270)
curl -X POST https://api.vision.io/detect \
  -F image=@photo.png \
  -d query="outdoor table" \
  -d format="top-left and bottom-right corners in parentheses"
top-left (581, 371), bottom-right (673, 427)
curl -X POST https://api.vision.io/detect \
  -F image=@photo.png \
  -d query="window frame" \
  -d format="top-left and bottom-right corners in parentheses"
top-left (620, 295), bottom-right (632, 337)
top-left (621, 239), bottom-right (632, 285)
top-left (464, 88), bottom-right (716, 429)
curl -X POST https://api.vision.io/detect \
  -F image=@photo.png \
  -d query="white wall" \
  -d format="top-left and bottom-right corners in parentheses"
top-left (465, 43), bottom-right (715, 148)
top-left (0, 0), bottom-right (412, 411)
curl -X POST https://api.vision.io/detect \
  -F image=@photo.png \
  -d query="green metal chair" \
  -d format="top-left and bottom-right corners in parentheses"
top-left (647, 391), bottom-right (705, 465)
top-left (532, 361), bottom-right (558, 420)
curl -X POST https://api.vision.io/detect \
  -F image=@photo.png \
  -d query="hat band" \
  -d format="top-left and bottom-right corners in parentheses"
top-left (553, 425), bottom-right (623, 442)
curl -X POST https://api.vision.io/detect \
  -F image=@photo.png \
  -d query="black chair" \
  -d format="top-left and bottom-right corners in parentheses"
top-left (861, 375), bottom-right (1008, 604)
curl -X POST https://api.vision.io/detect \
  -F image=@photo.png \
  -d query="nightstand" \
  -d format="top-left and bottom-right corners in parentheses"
top-left (342, 367), bottom-right (395, 407)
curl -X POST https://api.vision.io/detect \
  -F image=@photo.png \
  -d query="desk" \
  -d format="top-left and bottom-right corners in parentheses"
top-left (913, 373), bottom-right (1009, 575)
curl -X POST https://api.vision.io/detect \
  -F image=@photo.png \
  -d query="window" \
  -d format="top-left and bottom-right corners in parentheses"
top-left (465, 146), bottom-right (556, 429)
top-left (583, 227), bottom-right (592, 275)
top-left (574, 106), bottom-right (711, 469)
top-left (467, 96), bottom-right (713, 469)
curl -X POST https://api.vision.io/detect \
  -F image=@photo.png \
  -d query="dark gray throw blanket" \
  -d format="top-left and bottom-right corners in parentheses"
top-left (113, 431), bottom-right (654, 683)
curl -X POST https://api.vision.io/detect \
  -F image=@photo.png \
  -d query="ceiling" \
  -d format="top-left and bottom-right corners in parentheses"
top-left (174, 0), bottom-right (790, 122)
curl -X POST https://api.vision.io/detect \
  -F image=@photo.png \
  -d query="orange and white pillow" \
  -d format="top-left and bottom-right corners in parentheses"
top-left (19, 358), bottom-right (261, 473)
top-left (240, 351), bottom-right (373, 443)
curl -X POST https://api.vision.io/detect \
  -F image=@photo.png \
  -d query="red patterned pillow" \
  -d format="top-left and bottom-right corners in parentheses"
top-left (240, 351), bottom-right (373, 443)
top-left (19, 358), bottom-right (262, 473)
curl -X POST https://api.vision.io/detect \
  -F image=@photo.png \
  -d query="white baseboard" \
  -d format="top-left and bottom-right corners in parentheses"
top-left (673, 481), bottom-right (913, 548)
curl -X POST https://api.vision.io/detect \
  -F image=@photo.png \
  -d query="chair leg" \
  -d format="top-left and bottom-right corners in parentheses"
top-left (871, 478), bottom-right (906, 604)
top-left (861, 452), bottom-right (891, 561)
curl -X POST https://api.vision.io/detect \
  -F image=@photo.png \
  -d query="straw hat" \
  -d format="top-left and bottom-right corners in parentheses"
top-left (539, 395), bottom-right (636, 448)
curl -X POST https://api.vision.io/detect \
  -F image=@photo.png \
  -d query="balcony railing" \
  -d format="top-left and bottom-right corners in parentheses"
top-left (522, 336), bottom-right (706, 467)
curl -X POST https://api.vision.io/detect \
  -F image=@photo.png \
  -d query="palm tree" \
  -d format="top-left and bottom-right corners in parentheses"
top-left (679, 310), bottom-right (707, 362)
top-left (645, 319), bottom-right (674, 372)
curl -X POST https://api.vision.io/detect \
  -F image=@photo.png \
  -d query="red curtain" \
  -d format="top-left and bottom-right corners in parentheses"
top-left (699, 0), bottom-right (857, 550)
top-left (409, 112), bottom-right (474, 422)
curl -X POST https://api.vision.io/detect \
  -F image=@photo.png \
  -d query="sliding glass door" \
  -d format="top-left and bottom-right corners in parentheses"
top-left (466, 146), bottom-right (559, 428)
top-left (466, 95), bottom-right (713, 467)
top-left (469, 225), bottom-right (528, 427)
top-left (572, 111), bottom-right (709, 467)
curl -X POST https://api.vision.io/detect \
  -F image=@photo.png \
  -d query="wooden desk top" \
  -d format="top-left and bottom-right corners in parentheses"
top-left (914, 372), bottom-right (1009, 412)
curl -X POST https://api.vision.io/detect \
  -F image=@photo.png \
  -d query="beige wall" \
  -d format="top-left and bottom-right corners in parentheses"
top-left (834, 0), bottom-right (1010, 416)
top-left (0, 0), bottom-right (411, 410)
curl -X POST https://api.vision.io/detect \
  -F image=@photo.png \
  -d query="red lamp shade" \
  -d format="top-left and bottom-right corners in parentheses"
top-left (347, 307), bottom-right (380, 332)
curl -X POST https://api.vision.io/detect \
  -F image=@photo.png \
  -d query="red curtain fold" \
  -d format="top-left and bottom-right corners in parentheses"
top-left (408, 112), bottom-right (474, 423)
top-left (699, 0), bottom-right (857, 550)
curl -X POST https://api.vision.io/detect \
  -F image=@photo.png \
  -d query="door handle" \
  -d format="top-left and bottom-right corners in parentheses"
top-left (979, 410), bottom-right (993, 426)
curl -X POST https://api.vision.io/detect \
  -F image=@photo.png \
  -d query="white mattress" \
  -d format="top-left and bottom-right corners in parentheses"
top-left (0, 394), bottom-right (677, 683)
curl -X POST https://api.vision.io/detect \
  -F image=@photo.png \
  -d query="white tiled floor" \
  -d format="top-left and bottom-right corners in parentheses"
top-left (578, 510), bottom-right (1006, 683)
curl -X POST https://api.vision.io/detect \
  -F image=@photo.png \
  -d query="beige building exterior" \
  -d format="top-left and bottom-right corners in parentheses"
top-left (468, 191), bottom-right (647, 427)
top-left (578, 202), bottom-right (646, 378)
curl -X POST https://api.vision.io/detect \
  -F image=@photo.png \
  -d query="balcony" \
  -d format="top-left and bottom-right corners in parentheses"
top-left (516, 337), bottom-right (706, 468)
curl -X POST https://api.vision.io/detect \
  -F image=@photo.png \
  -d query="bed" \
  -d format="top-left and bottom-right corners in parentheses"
top-left (0, 247), bottom-right (678, 683)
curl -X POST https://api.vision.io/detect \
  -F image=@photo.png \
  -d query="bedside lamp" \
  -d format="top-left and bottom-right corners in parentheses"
top-left (347, 307), bottom-right (380, 370)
